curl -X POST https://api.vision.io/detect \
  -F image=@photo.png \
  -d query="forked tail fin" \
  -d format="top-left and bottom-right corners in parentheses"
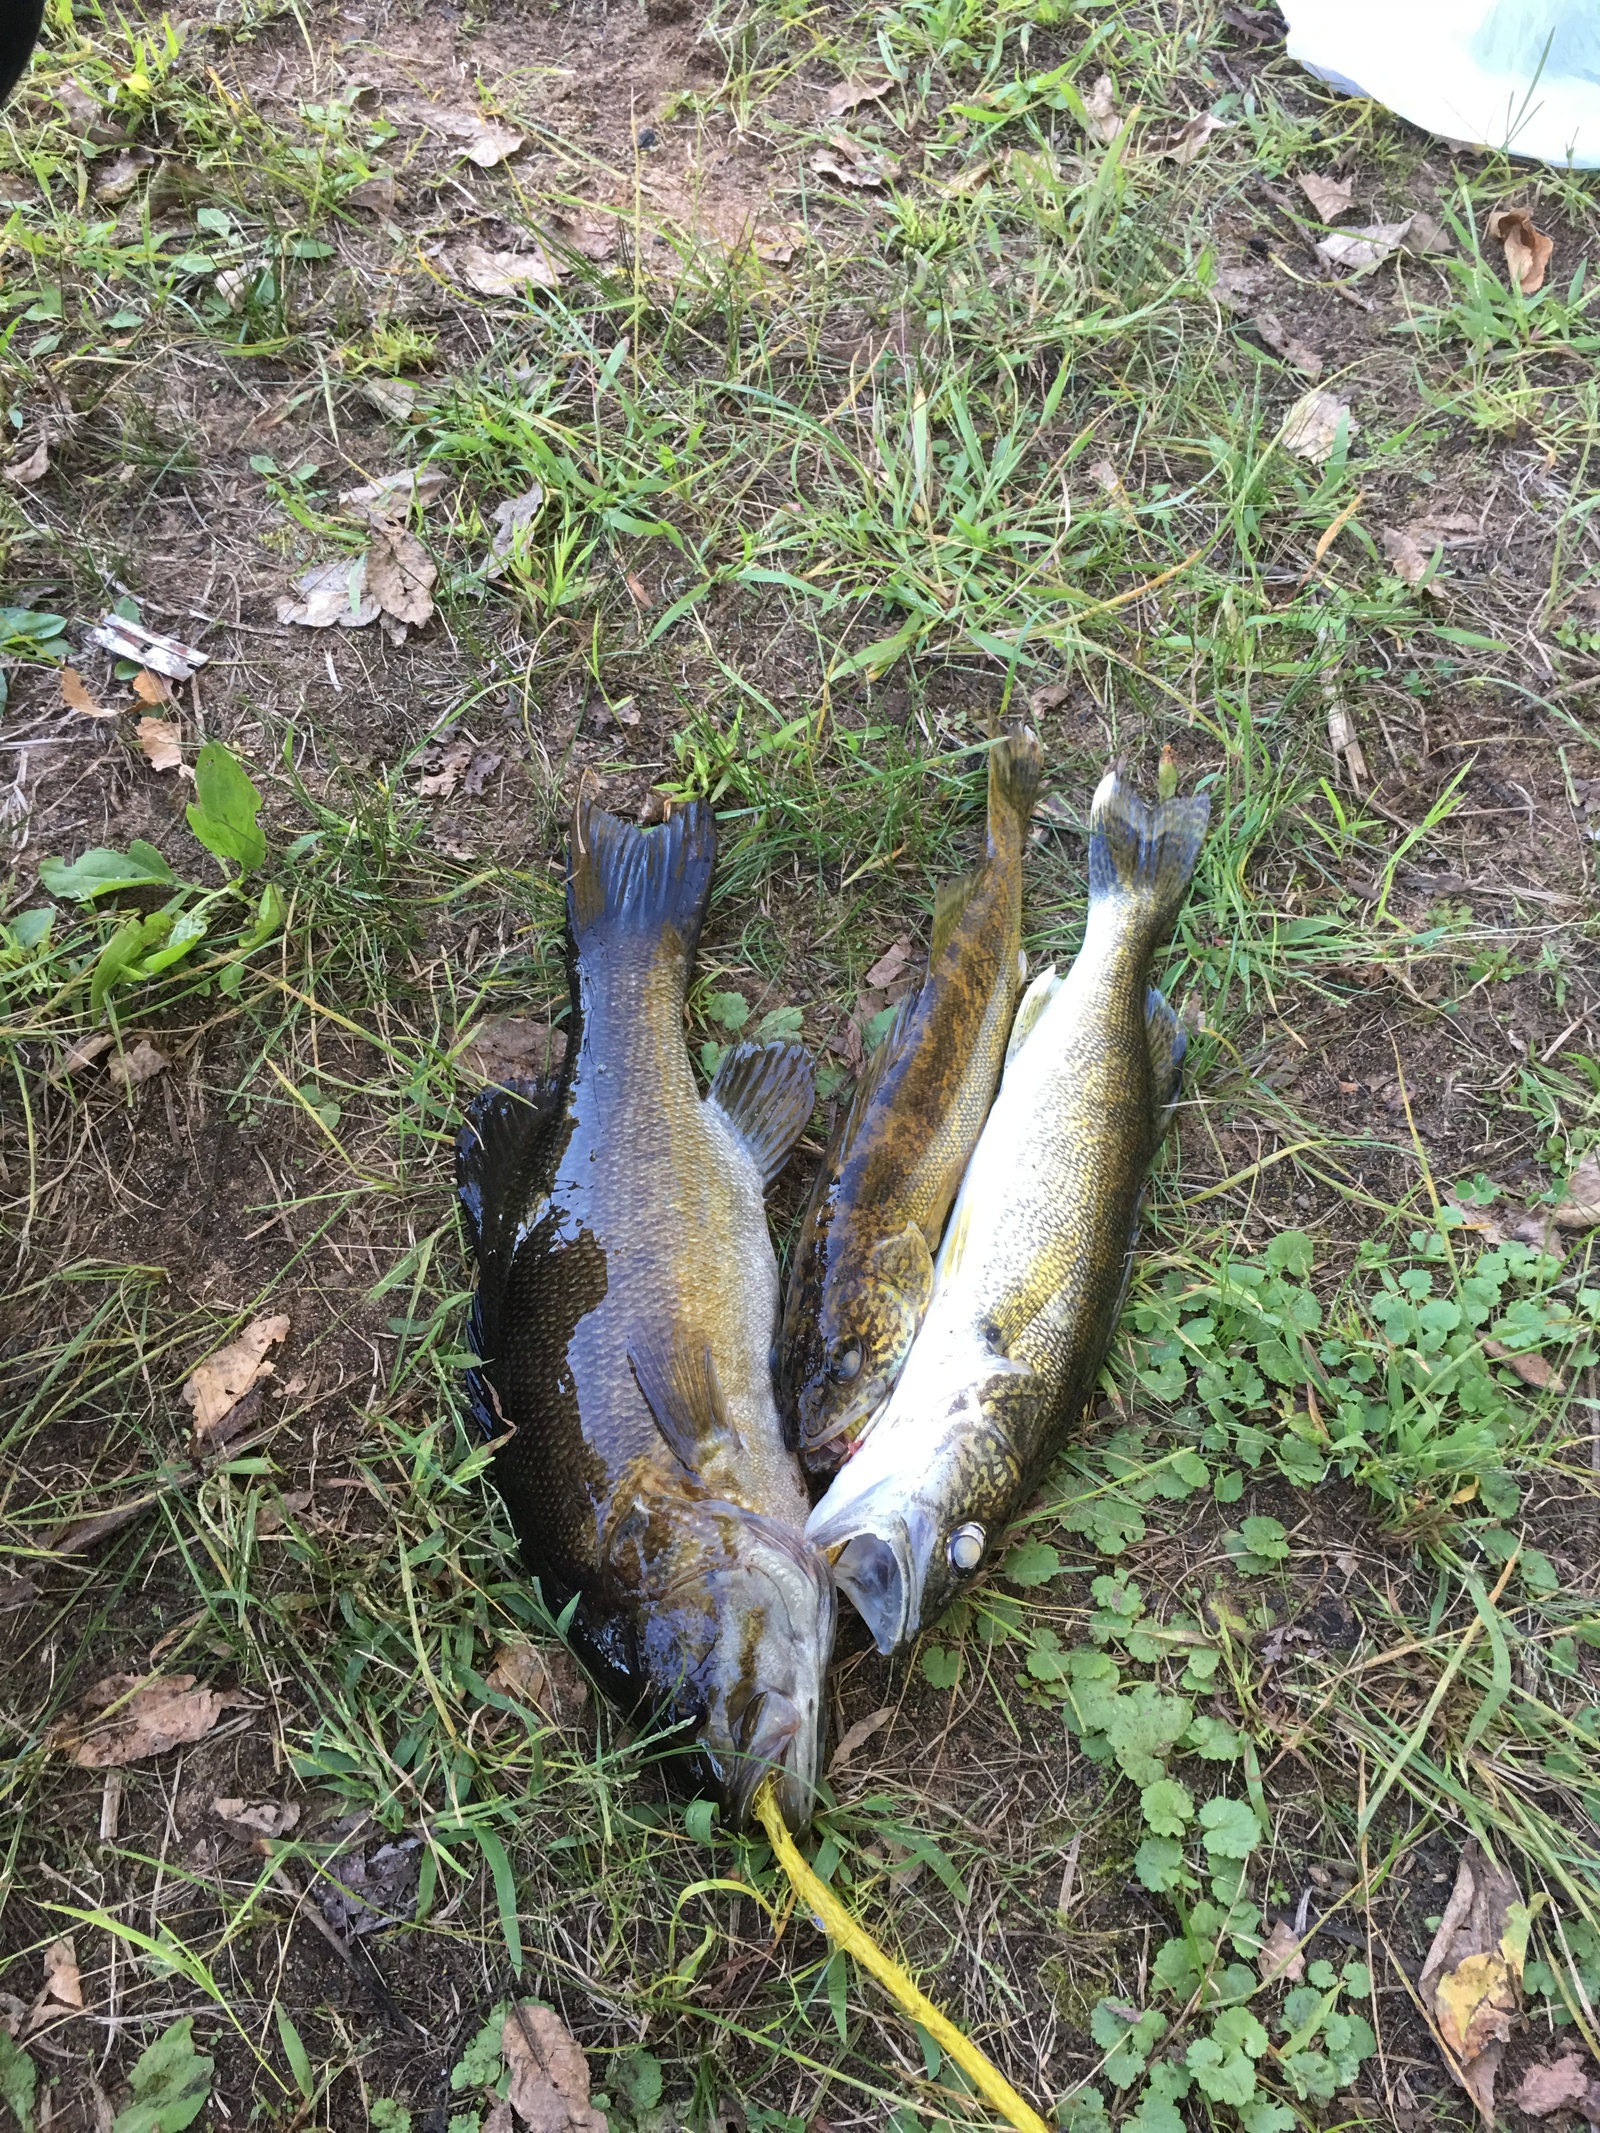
top-left (1087, 771), bottom-right (1209, 951)
top-left (567, 797), bottom-right (716, 970)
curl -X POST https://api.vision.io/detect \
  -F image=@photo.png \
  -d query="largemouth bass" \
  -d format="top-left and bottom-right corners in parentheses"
top-left (805, 770), bottom-right (1209, 1654)
top-left (457, 798), bottom-right (835, 1828)
top-left (780, 724), bottom-right (1043, 1473)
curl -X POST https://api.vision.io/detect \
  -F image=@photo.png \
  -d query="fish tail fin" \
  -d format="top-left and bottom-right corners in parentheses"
top-left (987, 718), bottom-right (1045, 845)
top-left (567, 796), bottom-right (716, 971)
top-left (1144, 984), bottom-right (1186, 1138)
top-left (1087, 770), bottom-right (1209, 947)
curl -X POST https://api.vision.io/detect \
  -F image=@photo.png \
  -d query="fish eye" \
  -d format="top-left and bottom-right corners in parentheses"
top-left (832, 1340), bottom-right (863, 1383)
top-left (948, 1523), bottom-right (985, 1575)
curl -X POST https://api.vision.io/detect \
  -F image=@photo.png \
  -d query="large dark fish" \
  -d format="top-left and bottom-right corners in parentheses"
top-left (806, 770), bottom-right (1209, 1654)
top-left (457, 797), bottom-right (835, 1829)
top-left (780, 724), bottom-right (1043, 1474)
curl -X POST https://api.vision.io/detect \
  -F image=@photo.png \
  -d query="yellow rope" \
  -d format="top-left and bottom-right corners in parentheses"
top-left (753, 1777), bottom-right (1050, 2133)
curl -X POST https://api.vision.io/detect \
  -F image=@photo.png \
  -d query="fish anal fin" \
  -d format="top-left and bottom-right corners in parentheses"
top-left (1144, 983), bottom-right (1186, 1139)
top-left (707, 1040), bottom-right (816, 1189)
top-left (1003, 961), bottom-right (1061, 1069)
top-left (930, 869), bottom-right (980, 960)
top-left (630, 1333), bottom-right (738, 1467)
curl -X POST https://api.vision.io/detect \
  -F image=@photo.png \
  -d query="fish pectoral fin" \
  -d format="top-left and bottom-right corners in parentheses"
top-left (1144, 983), bottom-right (1186, 1138)
top-left (629, 1331), bottom-right (742, 1466)
top-left (867, 1223), bottom-right (935, 1318)
top-left (706, 1040), bottom-right (816, 1190)
top-left (929, 867), bottom-right (980, 959)
top-left (1003, 961), bottom-right (1061, 1068)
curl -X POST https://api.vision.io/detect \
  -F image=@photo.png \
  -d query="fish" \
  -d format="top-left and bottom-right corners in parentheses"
top-left (805, 768), bottom-right (1209, 1655)
top-left (779, 722), bottom-right (1044, 1474)
top-left (456, 795), bottom-right (836, 1830)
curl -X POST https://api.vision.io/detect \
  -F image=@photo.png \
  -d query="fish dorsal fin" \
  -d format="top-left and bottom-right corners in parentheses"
top-left (1003, 962), bottom-right (1062, 1069)
top-left (832, 991), bottom-right (917, 1165)
top-left (630, 1332), bottom-right (740, 1467)
top-left (929, 868), bottom-right (980, 960)
top-left (1145, 984), bottom-right (1187, 1140)
top-left (706, 1040), bottom-right (816, 1190)
top-left (456, 1077), bottom-right (560, 1265)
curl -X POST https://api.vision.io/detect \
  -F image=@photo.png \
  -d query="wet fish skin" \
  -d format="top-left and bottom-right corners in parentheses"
top-left (805, 769), bottom-right (1209, 1655)
top-left (458, 797), bottom-right (835, 1829)
top-left (780, 723), bottom-right (1044, 1473)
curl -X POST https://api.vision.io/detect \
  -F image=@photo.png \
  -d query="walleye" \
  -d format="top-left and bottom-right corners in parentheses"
top-left (780, 724), bottom-right (1044, 1473)
top-left (806, 769), bottom-right (1209, 1655)
top-left (457, 797), bottom-right (835, 1829)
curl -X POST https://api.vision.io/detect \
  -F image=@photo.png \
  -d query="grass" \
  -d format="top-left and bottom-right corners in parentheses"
top-left (2, 0), bottom-right (1600, 2125)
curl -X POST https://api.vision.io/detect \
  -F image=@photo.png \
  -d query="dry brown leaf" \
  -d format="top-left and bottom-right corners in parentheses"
top-left (212, 1796), bottom-right (302, 1836)
top-left (417, 108), bottom-right (524, 167)
top-left (346, 173), bottom-right (403, 215)
top-left (625, 571), bottom-right (655, 610)
top-left (419, 736), bottom-right (474, 798)
top-left (5, 438), bottom-right (50, 486)
top-left (827, 76), bottom-right (894, 116)
top-left (488, 1641), bottom-right (556, 1709)
top-left (1552, 1151), bottom-right (1600, 1229)
top-left (1487, 206), bottom-right (1553, 296)
top-left (49, 1672), bottom-right (248, 1768)
top-left (463, 749), bottom-right (501, 797)
top-left (1282, 390), bottom-right (1356, 465)
top-left (182, 1314), bottom-right (291, 1441)
top-left (57, 1031), bottom-right (114, 1078)
top-left (458, 243), bottom-right (560, 295)
top-left (502, 2003), bottom-right (607, 2133)
top-left (1258, 1918), bottom-right (1306, 1985)
top-left (1297, 170), bottom-right (1353, 220)
top-left (810, 139), bottom-right (898, 189)
top-left (482, 2105), bottom-right (514, 2133)
top-left (1316, 219), bottom-right (1412, 274)
top-left (1083, 75), bottom-right (1124, 146)
top-left (365, 378), bottom-right (426, 422)
top-left (277, 557), bottom-right (379, 630)
top-left (1420, 1841), bottom-right (1534, 2124)
top-left (1514, 2055), bottom-right (1593, 2117)
top-left (364, 520), bottom-right (436, 630)
top-left (1481, 1337), bottom-right (1564, 1391)
top-left (607, 697), bottom-right (640, 728)
top-left (1253, 312), bottom-right (1322, 378)
top-left (485, 484), bottom-right (546, 576)
top-left (828, 1706), bottom-right (893, 1775)
top-left (136, 716), bottom-right (190, 778)
top-left (108, 1039), bottom-right (170, 1091)
top-left (339, 466), bottom-right (447, 513)
top-left (1163, 111), bottom-right (1225, 165)
top-left (61, 667), bottom-right (116, 719)
top-left (863, 936), bottom-right (912, 990)
top-left (132, 667), bottom-right (171, 705)
top-left (1405, 210), bottom-right (1452, 256)
top-left (93, 145), bottom-right (155, 201)
top-left (41, 1939), bottom-right (82, 2012)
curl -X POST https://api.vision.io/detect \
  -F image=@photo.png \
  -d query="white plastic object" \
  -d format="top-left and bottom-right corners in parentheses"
top-left (1279, 1), bottom-right (1600, 169)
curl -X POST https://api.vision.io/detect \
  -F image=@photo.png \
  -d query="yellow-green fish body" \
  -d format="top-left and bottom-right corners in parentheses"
top-left (780, 724), bottom-right (1044, 1472)
top-left (806, 771), bottom-right (1209, 1653)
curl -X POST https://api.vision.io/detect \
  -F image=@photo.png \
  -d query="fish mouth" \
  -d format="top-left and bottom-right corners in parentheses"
top-left (725, 1689), bottom-right (815, 1832)
top-left (806, 1493), bottom-right (932, 1657)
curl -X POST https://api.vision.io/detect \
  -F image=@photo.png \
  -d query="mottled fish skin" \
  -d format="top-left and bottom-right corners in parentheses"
top-left (780, 723), bottom-right (1044, 1474)
top-left (805, 769), bottom-right (1209, 1655)
top-left (457, 797), bottom-right (835, 1829)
